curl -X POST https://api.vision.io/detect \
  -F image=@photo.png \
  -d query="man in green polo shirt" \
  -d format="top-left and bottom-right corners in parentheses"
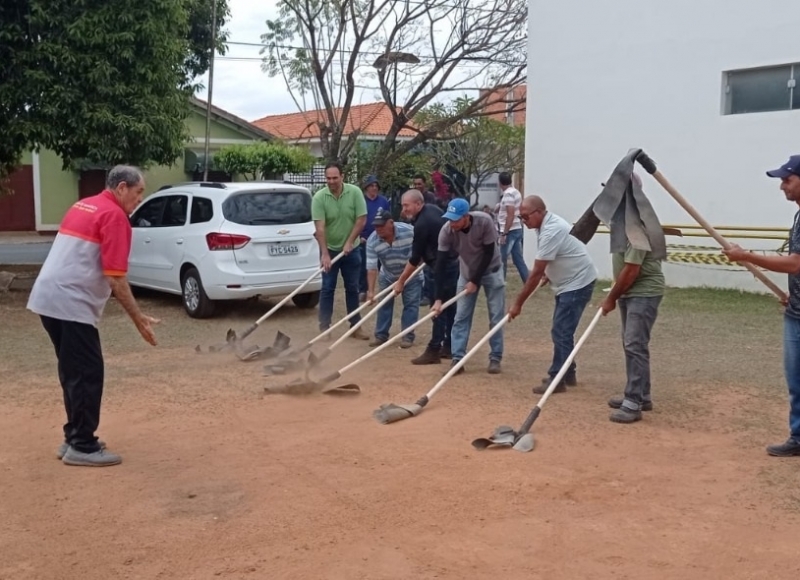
top-left (601, 242), bottom-right (665, 424)
top-left (311, 162), bottom-right (369, 338)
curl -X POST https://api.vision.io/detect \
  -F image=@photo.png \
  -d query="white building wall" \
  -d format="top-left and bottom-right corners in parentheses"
top-left (524, 0), bottom-right (800, 293)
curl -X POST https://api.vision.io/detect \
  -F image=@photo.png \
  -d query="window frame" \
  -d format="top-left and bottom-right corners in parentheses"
top-left (723, 63), bottom-right (799, 116)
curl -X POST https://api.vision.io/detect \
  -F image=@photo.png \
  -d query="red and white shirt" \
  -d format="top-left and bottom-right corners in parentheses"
top-left (28, 190), bottom-right (132, 327)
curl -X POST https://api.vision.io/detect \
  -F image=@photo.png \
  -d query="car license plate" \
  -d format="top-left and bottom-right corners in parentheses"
top-left (269, 243), bottom-right (299, 256)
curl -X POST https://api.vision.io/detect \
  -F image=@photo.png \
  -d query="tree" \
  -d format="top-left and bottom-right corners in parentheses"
top-left (419, 96), bottom-right (525, 206)
top-left (214, 142), bottom-right (316, 181)
top-left (260, 0), bottom-right (526, 176)
top-left (0, 0), bottom-right (229, 186)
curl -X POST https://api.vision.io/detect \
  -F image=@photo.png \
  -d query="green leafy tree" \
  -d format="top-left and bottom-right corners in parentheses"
top-left (418, 97), bottom-right (525, 206)
top-left (260, 0), bottom-right (526, 176)
top-left (0, 0), bottom-right (229, 187)
top-left (214, 142), bottom-right (316, 181)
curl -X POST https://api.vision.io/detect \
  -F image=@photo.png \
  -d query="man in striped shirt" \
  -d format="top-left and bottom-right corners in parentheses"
top-left (365, 209), bottom-right (422, 348)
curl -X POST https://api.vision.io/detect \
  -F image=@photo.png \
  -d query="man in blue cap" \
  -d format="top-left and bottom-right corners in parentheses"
top-left (723, 154), bottom-right (800, 457)
top-left (432, 197), bottom-right (505, 374)
top-left (359, 175), bottom-right (390, 301)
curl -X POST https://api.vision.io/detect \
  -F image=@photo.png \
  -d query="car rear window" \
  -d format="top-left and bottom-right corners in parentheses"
top-left (222, 190), bottom-right (312, 226)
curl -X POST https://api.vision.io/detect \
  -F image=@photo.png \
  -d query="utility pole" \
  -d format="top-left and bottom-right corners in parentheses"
top-left (202, 0), bottom-right (218, 181)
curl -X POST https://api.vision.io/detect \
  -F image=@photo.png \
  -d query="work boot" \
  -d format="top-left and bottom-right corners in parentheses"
top-left (532, 380), bottom-right (566, 395)
top-left (447, 359), bottom-right (465, 375)
top-left (62, 446), bottom-right (122, 467)
top-left (369, 337), bottom-right (387, 347)
top-left (440, 345), bottom-right (452, 359)
top-left (608, 397), bottom-right (653, 412)
top-left (609, 407), bottom-right (642, 424)
top-left (411, 348), bottom-right (441, 365)
top-left (766, 438), bottom-right (800, 457)
top-left (57, 440), bottom-right (106, 460)
top-left (540, 374), bottom-right (577, 387)
top-left (487, 360), bottom-right (501, 374)
top-left (351, 328), bottom-right (369, 340)
top-left (399, 338), bottom-right (414, 349)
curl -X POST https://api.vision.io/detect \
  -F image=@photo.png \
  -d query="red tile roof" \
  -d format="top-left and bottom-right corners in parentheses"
top-left (251, 102), bottom-right (417, 141)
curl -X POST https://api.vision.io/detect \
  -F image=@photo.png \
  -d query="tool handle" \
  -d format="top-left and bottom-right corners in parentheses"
top-left (522, 307), bottom-right (604, 433)
top-left (637, 152), bottom-right (787, 301)
top-left (251, 252), bottom-right (345, 330)
top-left (336, 288), bottom-right (468, 375)
top-left (329, 287), bottom-right (396, 350)
top-left (426, 313), bottom-right (510, 401)
top-left (309, 282), bottom-right (397, 346)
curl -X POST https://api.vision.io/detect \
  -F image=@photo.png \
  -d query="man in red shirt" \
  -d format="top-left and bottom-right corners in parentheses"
top-left (28, 165), bottom-right (160, 467)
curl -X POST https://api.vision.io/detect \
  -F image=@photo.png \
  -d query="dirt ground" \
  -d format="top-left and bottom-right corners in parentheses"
top-left (2, 274), bottom-right (800, 580)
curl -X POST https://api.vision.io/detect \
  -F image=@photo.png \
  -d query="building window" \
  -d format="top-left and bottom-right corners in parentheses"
top-left (724, 63), bottom-right (800, 115)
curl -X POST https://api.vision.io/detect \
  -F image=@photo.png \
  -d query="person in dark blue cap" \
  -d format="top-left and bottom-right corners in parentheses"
top-left (358, 174), bottom-right (390, 301)
top-left (723, 154), bottom-right (800, 457)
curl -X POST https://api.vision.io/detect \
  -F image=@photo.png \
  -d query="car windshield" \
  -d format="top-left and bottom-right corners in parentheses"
top-left (222, 190), bottom-right (312, 226)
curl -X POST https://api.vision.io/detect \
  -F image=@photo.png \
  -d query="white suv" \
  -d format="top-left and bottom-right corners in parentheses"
top-left (127, 181), bottom-right (322, 318)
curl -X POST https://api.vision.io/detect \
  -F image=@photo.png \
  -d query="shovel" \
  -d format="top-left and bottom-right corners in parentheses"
top-left (472, 307), bottom-right (604, 453)
top-left (221, 252), bottom-right (347, 360)
top-left (373, 313), bottom-right (511, 424)
top-left (634, 150), bottom-right (787, 302)
top-left (277, 264), bottom-right (425, 360)
top-left (273, 289), bottom-right (469, 394)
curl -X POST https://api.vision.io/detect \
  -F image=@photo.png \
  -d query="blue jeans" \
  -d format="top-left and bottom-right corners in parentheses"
top-left (784, 315), bottom-right (800, 440)
top-left (619, 295), bottom-right (662, 412)
top-left (318, 248), bottom-right (362, 331)
top-left (547, 280), bottom-right (596, 379)
top-left (374, 273), bottom-right (422, 342)
top-left (450, 267), bottom-right (506, 362)
top-left (428, 259), bottom-right (459, 352)
top-left (500, 229), bottom-right (529, 283)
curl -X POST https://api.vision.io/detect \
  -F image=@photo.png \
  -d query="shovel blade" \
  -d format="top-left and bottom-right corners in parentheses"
top-left (321, 383), bottom-right (361, 396)
top-left (373, 403), bottom-right (421, 424)
top-left (273, 330), bottom-right (291, 352)
top-left (472, 425), bottom-right (517, 450)
top-left (512, 433), bottom-right (536, 453)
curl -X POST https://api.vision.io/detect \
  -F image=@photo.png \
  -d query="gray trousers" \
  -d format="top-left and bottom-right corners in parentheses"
top-left (619, 295), bottom-right (662, 411)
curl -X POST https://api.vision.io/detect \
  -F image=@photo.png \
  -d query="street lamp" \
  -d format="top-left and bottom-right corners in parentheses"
top-left (372, 51), bottom-right (420, 106)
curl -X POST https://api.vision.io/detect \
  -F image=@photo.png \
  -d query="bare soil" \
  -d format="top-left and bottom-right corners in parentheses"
top-left (1, 276), bottom-right (799, 580)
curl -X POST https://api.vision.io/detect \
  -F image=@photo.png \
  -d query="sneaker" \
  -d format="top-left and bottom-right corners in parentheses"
top-left (447, 360), bottom-right (465, 376)
top-left (350, 328), bottom-right (370, 341)
top-left (608, 397), bottom-right (653, 412)
top-left (411, 348), bottom-right (441, 365)
top-left (369, 337), bottom-right (387, 347)
top-left (609, 407), bottom-right (642, 424)
top-left (487, 360), bottom-right (501, 374)
top-left (766, 438), bottom-right (800, 457)
top-left (62, 446), bottom-right (122, 467)
top-left (57, 440), bottom-right (106, 460)
top-left (532, 380), bottom-right (566, 395)
top-left (541, 375), bottom-right (577, 387)
top-left (399, 338), bottom-right (414, 349)
top-left (440, 346), bottom-right (452, 359)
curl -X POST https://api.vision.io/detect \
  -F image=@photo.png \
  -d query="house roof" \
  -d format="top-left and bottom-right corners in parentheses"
top-left (251, 102), bottom-right (417, 141)
top-left (189, 97), bottom-right (275, 141)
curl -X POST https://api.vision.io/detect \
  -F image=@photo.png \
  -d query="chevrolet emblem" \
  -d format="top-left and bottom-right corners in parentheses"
top-left (277, 229), bottom-right (290, 235)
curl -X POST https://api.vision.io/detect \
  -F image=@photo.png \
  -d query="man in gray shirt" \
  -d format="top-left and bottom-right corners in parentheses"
top-left (508, 195), bottom-right (597, 394)
top-left (432, 198), bottom-right (505, 374)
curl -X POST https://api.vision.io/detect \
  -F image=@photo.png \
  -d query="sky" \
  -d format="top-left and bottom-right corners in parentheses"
top-left (194, 0), bottom-right (293, 122)
top-left (193, 0), bottom-right (520, 123)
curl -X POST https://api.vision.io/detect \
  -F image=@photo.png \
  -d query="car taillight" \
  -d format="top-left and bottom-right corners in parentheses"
top-left (206, 232), bottom-right (251, 251)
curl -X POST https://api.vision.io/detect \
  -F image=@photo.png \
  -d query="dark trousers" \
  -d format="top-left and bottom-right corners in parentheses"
top-left (40, 315), bottom-right (104, 453)
top-left (427, 260), bottom-right (460, 352)
top-left (619, 295), bottom-right (663, 411)
top-left (547, 281), bottom-right (596, 380)
top-left (319, 248), bottom-right (362, 331)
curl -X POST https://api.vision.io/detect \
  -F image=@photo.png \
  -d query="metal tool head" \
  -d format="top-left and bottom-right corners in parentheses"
top-left (273, 330), bottom-right (291, 352)
top-left (320, 383), bottom-right (361, 396)
top-left (372, 403), bottom-right (421, 424)
top-left (471, 425), bottom-right (517, 450)
top-left (511, 433), bottom-right (536, 453)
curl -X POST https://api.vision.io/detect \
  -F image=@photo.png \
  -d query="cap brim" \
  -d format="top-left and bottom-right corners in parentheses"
top-left (442, 212), bottom-right (462, 220)
top-left (766, 168), bottom-right (793, 178)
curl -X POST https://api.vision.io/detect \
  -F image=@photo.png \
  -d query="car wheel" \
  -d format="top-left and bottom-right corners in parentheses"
top-left (291, 291), bottom-right (320, 309)
top-left (182, 268), bottom-right (216, 318)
